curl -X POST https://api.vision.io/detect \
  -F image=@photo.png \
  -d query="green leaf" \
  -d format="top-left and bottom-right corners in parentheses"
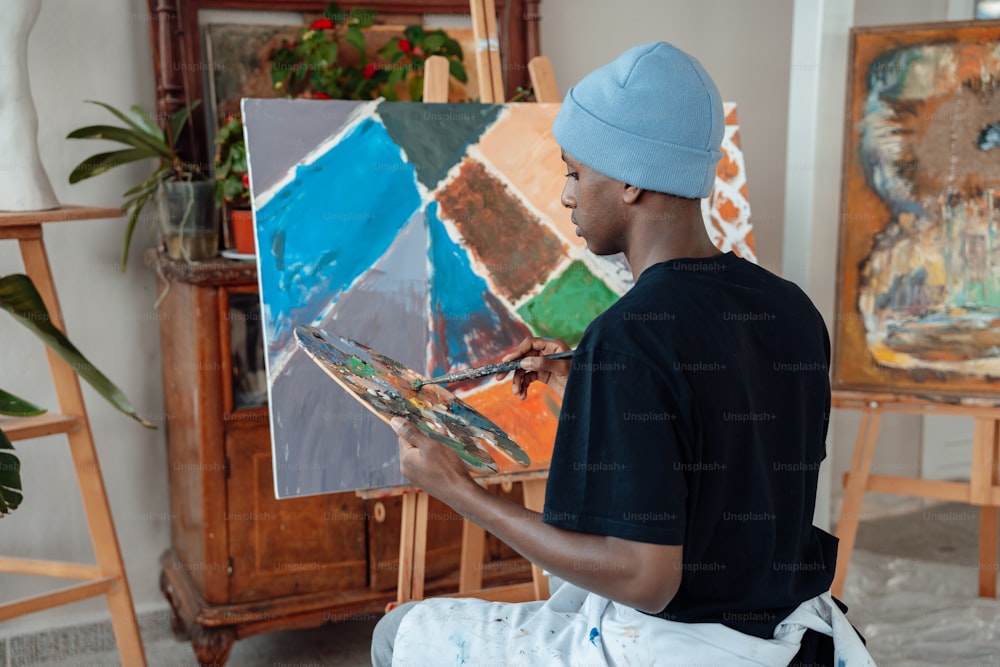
top-left (120, 190), bottom-right (154, 271)
top-left (0, 428), bottom-right (22, 517)
top-left (449, 59), bottom-right (468, 84)
top-left (441, 37), bottom-right (463, 60)
top-left (68, 148), bottom-right (160, 184)
top-left (387, 66), bottom-right (405, 88)
top-left (84, 100), bottom-right (149, 137)
top-left (66, 125), bottom-right (169, 156)
top-left (423, 33), bottom-right (446, 53)
top-left (0, 275), bottom-right (155, 429)
top-left (167, 99), bottom-right (200, 149)
top-left (408, 74), bottom-right (424, 102)
top-left (377, 40), bottom-right (399, 59)
top-left (325, 1), bottom-right (349, 22)
top-left (129, 105), bottom-right (165, 142)
top-left (345, 25), bottom-right (365, 54)
top-left (404, 26), bottom-right (426, 44)
top-left (0, 390), bottom-right (46, 417)
top-left (317, 39), bottom-right (338, 68)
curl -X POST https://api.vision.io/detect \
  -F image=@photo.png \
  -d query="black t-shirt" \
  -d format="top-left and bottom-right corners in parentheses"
top-left (542, 252), bottom-right (838, 638)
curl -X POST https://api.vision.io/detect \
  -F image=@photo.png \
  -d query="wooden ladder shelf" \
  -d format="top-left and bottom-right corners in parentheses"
top-left (0, 206), bottom-right (147, 666)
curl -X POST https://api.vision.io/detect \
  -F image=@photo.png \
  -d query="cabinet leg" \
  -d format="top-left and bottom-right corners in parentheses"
top-left (189, 624), bottom-right (236, 667)
top-left (159, 570), bottom-right (189, 641)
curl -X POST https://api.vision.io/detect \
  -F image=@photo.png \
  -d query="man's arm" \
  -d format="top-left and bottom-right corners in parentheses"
top-left (391, 417), bottom-right (683, 614)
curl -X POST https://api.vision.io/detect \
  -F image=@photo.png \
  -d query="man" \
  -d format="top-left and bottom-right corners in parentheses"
top-left (373, 41), bottom-right (874, 666)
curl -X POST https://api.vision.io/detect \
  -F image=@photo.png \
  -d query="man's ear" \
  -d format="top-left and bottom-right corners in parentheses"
top-left (622, 183), bottom-right (643, 204)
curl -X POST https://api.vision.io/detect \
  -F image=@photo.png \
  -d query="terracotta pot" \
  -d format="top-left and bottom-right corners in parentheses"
top-left (231, 208), bottom-right (255, 255)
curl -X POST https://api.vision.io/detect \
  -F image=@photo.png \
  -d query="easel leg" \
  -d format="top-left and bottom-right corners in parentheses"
top-left (395, 492), bottom-right (430, 604)
top-left (832, 408), bottom-right (881, 598)
top-left (18, 236), bottom-right (147, 666)
top-left (521, 478), bottom-right (550, 600)
top-left (458, 520), bottom-right (485, 593)
top-left (972, 418), bottom-right (999, 598)
top-left (397, 492), bottom-right (417, 605)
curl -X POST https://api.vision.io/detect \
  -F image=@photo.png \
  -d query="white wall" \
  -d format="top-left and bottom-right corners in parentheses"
top-left (0, 0), bottom-right (169, 634)
top-left (540, 0), bottom-right (796, 274)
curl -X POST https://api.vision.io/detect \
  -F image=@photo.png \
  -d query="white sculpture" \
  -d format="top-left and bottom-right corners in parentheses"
top-left (0, 0), bottom-right (59, 211)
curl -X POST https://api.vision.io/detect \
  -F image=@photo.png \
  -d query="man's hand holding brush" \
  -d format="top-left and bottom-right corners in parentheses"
top-left (498, 336), bottom-right (573, 401)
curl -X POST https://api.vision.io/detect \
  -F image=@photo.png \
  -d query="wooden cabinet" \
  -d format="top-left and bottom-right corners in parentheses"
top-left (150, 254), bottom-right (530, 665)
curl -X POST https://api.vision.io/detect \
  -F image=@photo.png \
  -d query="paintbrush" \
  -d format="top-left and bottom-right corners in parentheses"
top-left (412, 350), bottom-right (575, 389)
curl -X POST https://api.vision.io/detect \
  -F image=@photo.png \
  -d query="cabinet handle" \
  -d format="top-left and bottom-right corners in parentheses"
top-left (374, 501), bottom-right (386, 523)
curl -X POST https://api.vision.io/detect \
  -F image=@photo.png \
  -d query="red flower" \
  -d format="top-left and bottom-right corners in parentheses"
top-left (310, 17), bottom-right (335, 30)
top-left (314, 92), bottom-right (332, 99)
top-left (398, 38), bottom-right (412, 54)
top-left (413, 46), bottom-right (424, 57)
top-left (363, 62), bottom-right (377, 79)
top-left (241, 173), bottom-right (249, 189)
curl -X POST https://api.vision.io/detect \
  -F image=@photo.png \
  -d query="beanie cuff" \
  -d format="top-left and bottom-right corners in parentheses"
top-left (553, 86), bottom-right (722, 199)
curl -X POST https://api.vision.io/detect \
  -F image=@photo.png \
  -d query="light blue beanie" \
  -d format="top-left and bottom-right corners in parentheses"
top-left (552, 41), bottom-right (724, 199)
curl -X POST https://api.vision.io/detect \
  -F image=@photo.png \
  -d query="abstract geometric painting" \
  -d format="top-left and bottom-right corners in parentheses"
top-left (243, 97), bottom-right (755, 497)
top-left (833, 21), bottom-right (1000, 398)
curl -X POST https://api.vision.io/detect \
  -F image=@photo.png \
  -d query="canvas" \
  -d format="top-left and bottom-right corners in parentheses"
top-left (833, 21), bottom-right (1000, 399)
top-left (243, 97), bottom-right (755, 497)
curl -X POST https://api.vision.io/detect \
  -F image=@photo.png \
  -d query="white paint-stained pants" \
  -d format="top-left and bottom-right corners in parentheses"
top-left (386, 580), bottom-right (876, 666)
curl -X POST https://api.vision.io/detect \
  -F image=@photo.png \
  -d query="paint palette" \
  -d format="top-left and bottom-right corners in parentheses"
top-left (294, 326), bottom-right (530, 473)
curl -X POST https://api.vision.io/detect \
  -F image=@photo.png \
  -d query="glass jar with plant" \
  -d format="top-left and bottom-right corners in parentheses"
top-left (67, 100), bottom-right (218, 267)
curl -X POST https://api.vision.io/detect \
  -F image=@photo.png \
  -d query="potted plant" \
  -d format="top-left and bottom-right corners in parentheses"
top-left (268, 2), bottom-right (467, 102)
top-left (213, 113), bottom-right (254, 255)
top-left (67, 100), bottom-right (218, 268)
top-left (0, 273), bottom-right (153, 516)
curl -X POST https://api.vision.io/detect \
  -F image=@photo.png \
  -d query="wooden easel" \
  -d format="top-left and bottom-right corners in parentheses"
top-left (831, 389), bottom-right (1000, 598)
top-left (355, 0), bottom-right (562, 609)
top-left (0, 206), bottom-right (147, 666)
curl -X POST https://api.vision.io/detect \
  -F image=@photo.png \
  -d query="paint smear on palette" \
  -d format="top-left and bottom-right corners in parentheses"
top-left (436, 158), bottom-right (566, 301)
top-left (460, 381), bottom-right (559, 474)
top-left (255, 116), bottom-right (421, 357)
top-left (427, 202), bottom-right (532, 380)
top-left (294, 326), bottom-right (530, 472)
top-left (517, 260), bottom-right (619, 347)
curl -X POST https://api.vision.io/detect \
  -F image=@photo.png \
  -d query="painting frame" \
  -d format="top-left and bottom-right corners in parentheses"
top-left (832, 19), bottom-right (1000, 400)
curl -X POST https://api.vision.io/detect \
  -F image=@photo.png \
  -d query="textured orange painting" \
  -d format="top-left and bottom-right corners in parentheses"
top-left (703, 103), bottom-right (756, 261)
top-left (834, 21), bottom-right (1000, 398)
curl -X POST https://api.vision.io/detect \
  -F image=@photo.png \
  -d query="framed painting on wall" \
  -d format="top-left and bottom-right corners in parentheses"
top-left (833, 20), bottom-right (1000, 399)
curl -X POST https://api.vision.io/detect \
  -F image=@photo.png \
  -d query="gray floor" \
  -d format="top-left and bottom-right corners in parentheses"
top-left (4, 497), bottom-right (999, 666)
